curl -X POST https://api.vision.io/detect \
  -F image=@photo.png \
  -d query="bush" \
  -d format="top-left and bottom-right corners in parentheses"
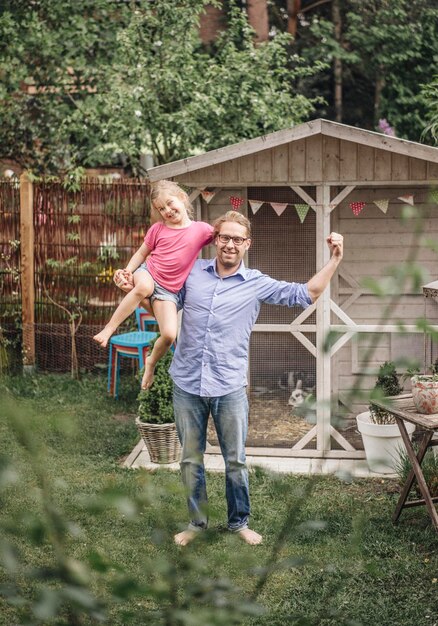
top-left (137, 343), bottom-right (174, 424)
top-left (369, 361), bottom-right (403, 425)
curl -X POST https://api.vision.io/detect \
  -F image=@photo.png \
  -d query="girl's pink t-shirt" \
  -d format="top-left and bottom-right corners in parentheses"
top-left (144, 221), bottom-right (213, 293)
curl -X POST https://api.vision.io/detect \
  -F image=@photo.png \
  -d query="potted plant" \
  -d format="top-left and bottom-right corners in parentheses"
top-left (411, 359), bottom-right (438, 414)
top-left (135, 344), bottom-right (181, 464)
top-left (356, 361), bottom-right (415, 474)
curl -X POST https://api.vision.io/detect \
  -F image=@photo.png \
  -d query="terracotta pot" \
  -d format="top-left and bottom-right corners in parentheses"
top-left (411, 375), bottom-right (438, 414)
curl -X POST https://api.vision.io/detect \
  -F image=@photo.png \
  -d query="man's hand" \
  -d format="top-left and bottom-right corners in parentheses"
top-left (307, 232), bottom-right (344, 302)
top-left (326, 232), bottom-right (343, 261)
top-left (113, 269), bottom-right (134, 293)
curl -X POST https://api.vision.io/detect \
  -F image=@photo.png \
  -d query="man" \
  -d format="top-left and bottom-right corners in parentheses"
top-left (169, 210), bottom-right (343, 546)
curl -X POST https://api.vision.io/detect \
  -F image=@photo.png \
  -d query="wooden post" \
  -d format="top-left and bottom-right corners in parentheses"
top-left (19, 172), bottom-right (35, 370)
top-left (316, 185), bottom-right (332, 452)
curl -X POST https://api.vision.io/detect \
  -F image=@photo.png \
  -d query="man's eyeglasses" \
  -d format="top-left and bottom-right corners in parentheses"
top-left (217, 234), bottom-right (249, 246)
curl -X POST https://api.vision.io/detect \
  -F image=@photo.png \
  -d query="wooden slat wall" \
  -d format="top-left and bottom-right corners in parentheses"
top-left (176, 137), bottom-right (436, 186)
top-left (337, 188), bottom-right (438, 412)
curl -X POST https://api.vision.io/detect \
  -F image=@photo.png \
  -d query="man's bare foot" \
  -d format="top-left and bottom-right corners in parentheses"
top-left (141, 356), bottom-right (156, 389)
top-left (237, 528), bottom-right (263, 545)
top-left (93, 326), bottom-right (114, 348)
top-left (174, 529), bottom-right (198, 546)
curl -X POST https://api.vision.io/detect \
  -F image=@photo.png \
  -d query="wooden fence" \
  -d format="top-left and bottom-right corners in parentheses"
top-left (0, 174), bottom-right (150, 372)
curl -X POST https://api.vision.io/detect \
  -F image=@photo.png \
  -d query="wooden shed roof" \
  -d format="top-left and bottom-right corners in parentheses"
top-left (147, 119), bottom-right (438, 183)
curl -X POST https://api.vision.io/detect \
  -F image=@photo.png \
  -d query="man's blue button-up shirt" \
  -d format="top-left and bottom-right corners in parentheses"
top-left (169, 258), bottom-right (312, 397)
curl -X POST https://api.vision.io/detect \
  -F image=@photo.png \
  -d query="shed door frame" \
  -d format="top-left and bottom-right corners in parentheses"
top-left (261, 183), bottom-right (359, 457)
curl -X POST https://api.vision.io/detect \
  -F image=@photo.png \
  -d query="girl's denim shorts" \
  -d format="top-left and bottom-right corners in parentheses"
top-left (134, 262), bottom-right (179, 305)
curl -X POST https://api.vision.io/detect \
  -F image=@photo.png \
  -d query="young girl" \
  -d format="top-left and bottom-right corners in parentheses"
top-left (93, 180), bottom-right (213, 389)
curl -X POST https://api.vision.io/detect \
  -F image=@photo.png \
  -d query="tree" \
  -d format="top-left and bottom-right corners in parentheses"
top-left (0, 0), bottom-right (320, 173)
top-left (0, 0), bottom-right (131, 173)
top-left (246, 0), bottom-right (269, 42)
top-left (422, 76), bottom-right (438, 144)
top-left (344, 0), bottom-right (438, 140)
top-left (79, 1), bottom-right (323, 168)
top-left (267, 0), bottom-right (438, 140)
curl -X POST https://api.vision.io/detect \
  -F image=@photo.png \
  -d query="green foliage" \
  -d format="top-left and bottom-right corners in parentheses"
top-left (424, 75), bottom-right (438, 142)
top-left (0, 0), bottom-right (319, 173)
top-left (0, 239), bottom-right (22, 365)
top-left (137, 344), bottom-right (174, 424)
top-left (395, 447), bottom-right (438, 497)
top-left (344, 0), bottom-right (438, 139)
top-left (0, 375), bottom-right (438, 626)
top-left (1, 373), bottom-right (438, 625)
top-left (290, 0), bottom-right (438, 140)
top-left (2, 0), bottom-right (437, 171)
top-left (369, 361), bottom-right (403, 425)
top-left (0, 1), bottom-right (131, 173)
top-left (87, 0), bottom-right (321, 168)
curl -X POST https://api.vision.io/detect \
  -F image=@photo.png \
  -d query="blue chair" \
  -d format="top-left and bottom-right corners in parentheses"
top-left (135, 307), bottom-right (158, 332)
top-left (135, 307), bottom-right (176, 352)
top-left (108, 330), bottom-right (158, 398)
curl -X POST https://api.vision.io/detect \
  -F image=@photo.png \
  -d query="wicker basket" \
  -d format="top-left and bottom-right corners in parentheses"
top-left (135, 417), bottom-right (181, 464)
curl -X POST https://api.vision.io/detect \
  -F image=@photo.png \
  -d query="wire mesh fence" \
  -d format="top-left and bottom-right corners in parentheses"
top-left (246, 186), bottom-right (317, 447)
top-left (0, 177), bottom-right (150, 373)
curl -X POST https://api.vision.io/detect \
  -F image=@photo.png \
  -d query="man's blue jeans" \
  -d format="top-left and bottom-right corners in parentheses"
top-left (173, 384), bottom-right (250, 532)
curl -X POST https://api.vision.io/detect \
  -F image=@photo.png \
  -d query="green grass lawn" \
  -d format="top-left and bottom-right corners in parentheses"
top-left (0, 373), bottom-right (437, 626)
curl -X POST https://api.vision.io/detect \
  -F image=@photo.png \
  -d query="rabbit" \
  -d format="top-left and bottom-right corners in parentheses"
top-left (288, 379), bottom-right (306, 407)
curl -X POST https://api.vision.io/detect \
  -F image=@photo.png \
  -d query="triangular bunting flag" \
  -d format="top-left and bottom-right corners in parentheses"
top-left (294, 204), bottom-right (310, 223)
top-left (430, 189), bottom-right (438, 204)
top-left (248, 200), bottom-right (264, 214)
top-left (230, 196), bottom-right (244, 210)
top-left (350, 201), bottom-right (365, 216)
top-left (271, 202), bottom-right (288, 216)
top-left (200, 190), bottom-right (216, 204)
top-left (397, 194), bottom-right (414, 206)
top-left (373, 199), bottom-right (389, 214)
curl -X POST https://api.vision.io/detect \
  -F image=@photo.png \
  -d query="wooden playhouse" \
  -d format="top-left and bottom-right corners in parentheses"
top-left (147, 119), bottom-right (438, 460)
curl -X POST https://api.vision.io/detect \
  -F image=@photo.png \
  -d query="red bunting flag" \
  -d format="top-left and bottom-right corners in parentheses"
top-left (350, 201), bottom-right (365, 216)
top-left (230, 196), bottom-right (244, 210)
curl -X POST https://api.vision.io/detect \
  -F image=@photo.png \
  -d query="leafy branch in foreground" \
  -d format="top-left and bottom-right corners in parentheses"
top-left (1, 390), bottom-right (368, 625)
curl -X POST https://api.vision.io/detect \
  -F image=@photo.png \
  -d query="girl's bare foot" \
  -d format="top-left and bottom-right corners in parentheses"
top-left (174, 529), bottom-right (198, 546)
top-left (237, 528), bottom-right (263, 545)
top-left (93, 326), bottom-right (115, 348)
top-left (141, 356), bottom-right (156, 389)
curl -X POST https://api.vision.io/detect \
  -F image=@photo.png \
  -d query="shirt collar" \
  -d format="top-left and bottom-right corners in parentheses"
top-left (204, 257), bottom-right (247, 280)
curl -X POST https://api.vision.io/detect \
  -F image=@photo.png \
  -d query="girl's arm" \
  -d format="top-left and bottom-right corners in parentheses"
top-left (114, 243), bottom-right (151, 287)
top-left (125, 242), bottom-right (150, 273)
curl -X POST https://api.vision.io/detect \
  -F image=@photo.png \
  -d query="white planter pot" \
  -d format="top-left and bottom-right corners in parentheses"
top-left (356, 411), bottom-right (416, 474)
